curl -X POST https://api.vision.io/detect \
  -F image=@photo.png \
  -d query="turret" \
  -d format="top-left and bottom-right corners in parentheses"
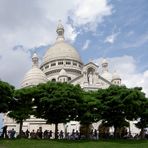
top-left (111, 71), bottom-right (121, 85)
top-left (21, 52), bottom-right (47, 88)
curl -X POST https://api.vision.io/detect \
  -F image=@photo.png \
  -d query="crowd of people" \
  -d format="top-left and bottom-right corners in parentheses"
top-left (0, 125), bottom-right (148, 140)
top-left (0, 126), bottom-right (99, 140)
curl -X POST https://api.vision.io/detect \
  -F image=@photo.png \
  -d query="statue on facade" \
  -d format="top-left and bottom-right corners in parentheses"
top-left (88, 71), bottom-right (93, 85)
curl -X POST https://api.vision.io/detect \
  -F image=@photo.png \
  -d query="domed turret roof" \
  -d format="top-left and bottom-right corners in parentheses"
top-left (42, 21), bottom-right (82, 64)
top-left (112, 71), bottom-right (121, 80)
top-left (21, 53), bottom-right (48, 88)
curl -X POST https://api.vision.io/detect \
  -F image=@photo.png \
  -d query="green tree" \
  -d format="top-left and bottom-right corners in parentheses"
top-left (122, 87), bottom-right (147, 136)
top-left (96, 85), bottom-right (129, 138)
top-left (78, 91), bottom-right (102, 138)
top-left (127, 88), bottom-right (148, 139)
top-left (0, 80), bottom-right (14, 113)
top-left (135, 100), bottom-right (148, 139)
top-left (34, 81), bottom-right (83, 139)
top-left (8, 87), bottom-right (35, 136)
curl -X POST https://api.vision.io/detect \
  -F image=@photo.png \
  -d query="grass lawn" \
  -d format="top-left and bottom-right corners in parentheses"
top-left (0, 139), bottom-right (148, 148)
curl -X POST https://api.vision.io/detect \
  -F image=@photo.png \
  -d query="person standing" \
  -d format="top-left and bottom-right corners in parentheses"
top-left (25, 129), bottom-right (30, 138)
top-left (1, 125), bottom-right (8, 138)
top-left (10, 128), bottom-right (16, 139)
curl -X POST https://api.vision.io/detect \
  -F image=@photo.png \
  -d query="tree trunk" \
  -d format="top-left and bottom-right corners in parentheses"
top-left (140, 128), bottom-right (145, 139)
top-left (80, 124), bottom-right (91, 139)
top-left (19, 120), bottom-right (23, 138)
top-left (55, 123), bottom-right (58, 139)
top-left (114, 126), bottom-right (117, 138)
top-left (128, 124), bottom-right (131, 136)
top-left (85, 124), bottom-right (90, 139)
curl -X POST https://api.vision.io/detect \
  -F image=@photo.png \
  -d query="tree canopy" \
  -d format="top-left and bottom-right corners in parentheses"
top-left (0, 79), bottom-right (148, 139)
top-left (8, 87), bottom-right (35, 136)
top-left (0, 80), bottom-right (14, 113)
top-left (34, 81), bottom-right (83, 139)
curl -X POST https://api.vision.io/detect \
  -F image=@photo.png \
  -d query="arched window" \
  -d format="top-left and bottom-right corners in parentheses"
top-left (51, 78), bottom-right (56, 82)
top-left (68, 77), bottom-right (71, 81)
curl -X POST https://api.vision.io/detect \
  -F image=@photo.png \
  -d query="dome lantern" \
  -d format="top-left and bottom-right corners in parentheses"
top-left (56, 20), bottom-right (65, 42)
top-left (32, 52), bottom-right (39, 68)
top-left (42, 22), bottom-right (82, 65)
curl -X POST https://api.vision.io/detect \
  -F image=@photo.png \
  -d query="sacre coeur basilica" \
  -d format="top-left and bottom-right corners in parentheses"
top-left (3, 21), bottom-right (139, 136)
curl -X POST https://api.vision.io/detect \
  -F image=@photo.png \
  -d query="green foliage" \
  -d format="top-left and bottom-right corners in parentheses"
top-left (123, 87), bottom-right (146, 120)
top-left (97, 85), bottom-right (129, 130)
top-left (78, 91), bottom-right (102, 125)
top-left (95, 85), bottom-right (148, 137)
top-left (8, 87), bottom-right (36, 135)
top-left (34, 81), bottom-right (83, 124)
top-left (135, 98), bottom-right (148, 130)
top-left (0, 80), bottom-right (14, 113)
top-left (34, 81), bottom-right (83, 138)
top-left (8, 87), bottom-right (35, 122)
top-left (2, 79), bottom-right (147, 139)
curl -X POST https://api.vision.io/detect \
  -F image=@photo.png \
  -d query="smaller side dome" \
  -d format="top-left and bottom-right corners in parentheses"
top-left (21, 52), bottom-right (48, 88)
top-left (112, 71), bottom-right (121, 80)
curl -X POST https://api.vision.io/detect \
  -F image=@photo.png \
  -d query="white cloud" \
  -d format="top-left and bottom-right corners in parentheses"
top-left (0, 47), bottom-right (31, 88)
top-left (65, 24), bottom-right (79, 42)
top-left (105, 31), bottom-right (120, 44)
top-left (95, 55), bottom-right (148, 97)
top-left (71, 0), bottom-right (112, 31)
top-left (0, 0), bottom-right (113, 48)
top-left (82, 40), bottom-right (91, 50)
top-left (0, 0), bottom-right (113, 88)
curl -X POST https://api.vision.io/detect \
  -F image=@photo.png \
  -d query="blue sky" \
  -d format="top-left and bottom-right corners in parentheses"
top-left (0, 0), bottom-right (148, 127)
top-left (75, 0), bottom-right (148, 67)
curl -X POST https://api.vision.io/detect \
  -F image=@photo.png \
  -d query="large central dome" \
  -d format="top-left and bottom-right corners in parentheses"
top-left (41, 21), bottom-right (83, 82)
top-left (42, 21), bottom-right (82, 65)
top-left (43, 41), bottom-right (82, 64)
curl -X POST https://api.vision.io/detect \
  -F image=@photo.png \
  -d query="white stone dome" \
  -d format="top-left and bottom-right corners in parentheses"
top-left (21, 53), bottom-right (48, 88)
top-left (21, 67), bottom-right (48, 88)
top-left (42, 21), bottom-right (82, 65)
top-left (43, 41), bottom-right (82, 64)
top-left (112, 71), bottom-right (121, 80)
